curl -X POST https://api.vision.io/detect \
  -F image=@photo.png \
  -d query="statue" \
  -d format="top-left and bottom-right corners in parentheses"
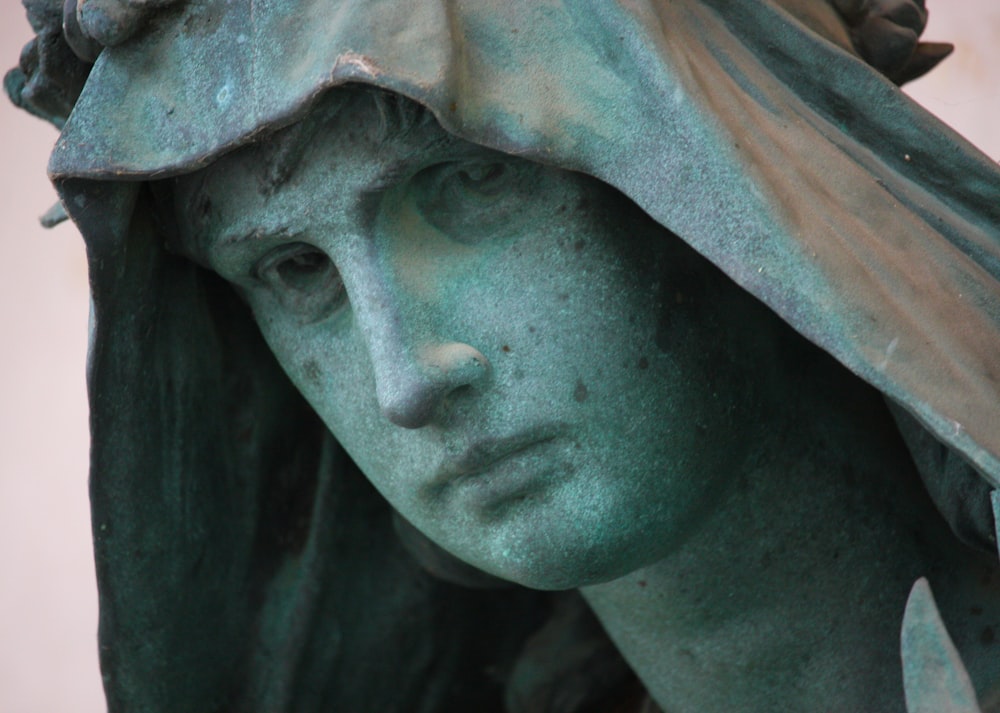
top-left (7, 0), bottom-right (1000, 711)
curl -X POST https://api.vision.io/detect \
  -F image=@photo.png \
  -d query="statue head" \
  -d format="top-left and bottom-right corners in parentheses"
top-left (8, 0), bottom-right (1000, 710)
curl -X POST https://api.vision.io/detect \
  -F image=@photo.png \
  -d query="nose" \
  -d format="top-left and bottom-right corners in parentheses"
top-left (345, 246), bottom-right (491, 429)
top-left (375, 341), bottom-right (491, 428)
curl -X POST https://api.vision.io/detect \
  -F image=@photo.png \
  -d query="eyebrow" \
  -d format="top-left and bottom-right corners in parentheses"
top-left (360, 161), bottom-right (418, 197)
top-left (214, 225), bottom-right (298, 252)
top-left (353, 131), bottom-right (470, 229)
top-left (363, 130), bottom-right (462, 193)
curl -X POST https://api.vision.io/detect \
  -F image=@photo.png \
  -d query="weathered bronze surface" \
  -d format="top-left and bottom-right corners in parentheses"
top-left (7, 1), bottom-right (1000, 711)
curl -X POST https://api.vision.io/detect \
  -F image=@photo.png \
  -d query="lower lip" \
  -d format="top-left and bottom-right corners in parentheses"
top-left (449, 440), bottom-right (564, 514)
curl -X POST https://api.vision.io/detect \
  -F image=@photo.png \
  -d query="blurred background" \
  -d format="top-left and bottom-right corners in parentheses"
top-left (0, 3), bottom-right (997, 711)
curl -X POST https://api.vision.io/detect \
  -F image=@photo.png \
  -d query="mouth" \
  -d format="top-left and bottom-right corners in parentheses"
top-left (429, 426), bottom-right (566, 499)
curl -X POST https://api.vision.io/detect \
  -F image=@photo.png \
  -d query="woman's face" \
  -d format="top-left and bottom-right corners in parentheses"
top-left (178, 91), bottom-right (751, 589)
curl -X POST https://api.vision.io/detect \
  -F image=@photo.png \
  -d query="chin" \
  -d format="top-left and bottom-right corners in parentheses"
top-left (481, 549), bottom-right (649, 591)
top-left (452, 517), bottom-right (665, 591)
top-left (411, 472), bottom-right (692, 590)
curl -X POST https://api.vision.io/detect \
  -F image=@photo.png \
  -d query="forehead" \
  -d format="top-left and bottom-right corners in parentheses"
top-left (172, 88), bottom-right (465, 246)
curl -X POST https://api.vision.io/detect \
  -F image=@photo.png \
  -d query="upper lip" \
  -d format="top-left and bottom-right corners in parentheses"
top-left (432, 427), bottom-right (562, 488)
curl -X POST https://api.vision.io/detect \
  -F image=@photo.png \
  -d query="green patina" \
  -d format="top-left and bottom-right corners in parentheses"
top-left (7, 0), bottom-right (1000, 711)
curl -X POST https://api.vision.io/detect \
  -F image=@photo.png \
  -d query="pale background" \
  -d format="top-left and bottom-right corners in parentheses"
top-left (0, 4), bottom-right (997, 712)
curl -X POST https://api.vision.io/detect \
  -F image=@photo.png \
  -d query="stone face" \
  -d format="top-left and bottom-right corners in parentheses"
top-left (169, 87), bottom-right (765, 593)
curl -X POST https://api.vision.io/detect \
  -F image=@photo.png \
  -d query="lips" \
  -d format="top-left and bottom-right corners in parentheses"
top-left (432, 426), bottom-right (564, 491)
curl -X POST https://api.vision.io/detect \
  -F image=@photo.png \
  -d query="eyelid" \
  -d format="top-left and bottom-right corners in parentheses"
top-left (214, 224), bottom-right (286, 247)
top-left (251, 241), bottom-right (348, 324)
top-left (371, 141), bottom-right (505, 192)
top-left (251, 241), bottom-right (300, 281)
top-left (251, 241), bottom-right (335, 285)
top-left (409, 156), bottom-right (538, 243)
top-left (206, 228), bottom-right (300, 279)
top-left (354, 151), bottom-right (495, 233)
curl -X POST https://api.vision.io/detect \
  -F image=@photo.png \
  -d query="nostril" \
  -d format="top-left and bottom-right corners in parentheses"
top-left (420, 343), bottom-right (491, 382)
top-left (445, 383), bottom-right (474, 401)
top-left (381, 396), bottom-right (436, 429)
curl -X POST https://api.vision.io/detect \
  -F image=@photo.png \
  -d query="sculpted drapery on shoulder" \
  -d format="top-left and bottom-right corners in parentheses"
top-left (7, 1), bottom-right (1000, 712)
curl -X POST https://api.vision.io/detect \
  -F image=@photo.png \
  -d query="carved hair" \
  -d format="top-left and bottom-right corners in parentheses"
top-left (255, 87), bottom-right (437, 195)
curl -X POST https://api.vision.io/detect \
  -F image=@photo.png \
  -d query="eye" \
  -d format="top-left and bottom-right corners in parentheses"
top-left (413, 158), bottom-right (539, 242)
top-left (449, 162), bottom-right (512, 196)
top-left (253, 242), bottom-right (347, 322)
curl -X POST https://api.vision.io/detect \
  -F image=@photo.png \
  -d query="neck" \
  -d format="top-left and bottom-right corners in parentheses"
top-left (580, 349), bottom-right (1000, 713)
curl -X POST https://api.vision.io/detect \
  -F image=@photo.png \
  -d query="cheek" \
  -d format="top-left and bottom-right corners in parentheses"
top-left (255, 316), bottom-right (440, 507)
top-left (254, 316), bottom-right (379, 455)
